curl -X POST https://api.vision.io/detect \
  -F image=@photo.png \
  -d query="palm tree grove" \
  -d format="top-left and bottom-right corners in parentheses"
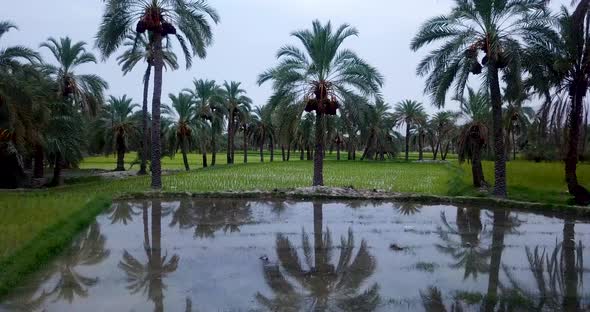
top-left (1, 1), bottom-right (590, 311)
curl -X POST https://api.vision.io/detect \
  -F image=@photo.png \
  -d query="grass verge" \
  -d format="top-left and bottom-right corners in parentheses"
top-left (0, 196), bottom-right (111, 298)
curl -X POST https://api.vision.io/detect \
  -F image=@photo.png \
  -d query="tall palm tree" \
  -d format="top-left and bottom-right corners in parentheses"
top-left (163, 92), bottom-right (195, 171)
top-left (220, 81), bottom-right (251, 164)
top-left (258, 20), bottom-right (384, 186)
top-left (412, 0), bottom-right (552, 197)
top-left (457, 87), bottom-right (491, 187)
top-left (183, 79), bottom-right (224, 166)
top-left (192, 98), bottom-right (212, 168)
top-left (393, 100), bottom-right (425, 161)
top-left (526, 2), bottom-right (590, 204)
top-left (100, 95), bottom-right (140, 171)
top-left (117, 33), bottom-right (179, 175)
top-left (97, 0), bottom-right (220, 189)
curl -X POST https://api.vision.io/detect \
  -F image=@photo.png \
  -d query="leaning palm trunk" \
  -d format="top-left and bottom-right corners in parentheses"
top-left (211, 132), bottom-right (216, 166)
top-left (313, 113), bottom-right (325, 186)
top-left (489, 65), bottom-right (507, 197)
top-left (181, 137), bottom-right (190, 171)
top-left (150, 34), bottom-right (164, 189)
top-left (139, 64), bottom-right (151, 175)
top-left (115, 134), bottom-right (126, 171)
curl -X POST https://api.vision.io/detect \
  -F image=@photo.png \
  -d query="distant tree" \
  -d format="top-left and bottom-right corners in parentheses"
top-left (393, 100), bottom-right (426, 161)
top-left (99, 95), bottom-right (140, 171)
top-left (220, 81), bottom-right (251, 164)
top-left (163, 93), bottom-right (195, 171)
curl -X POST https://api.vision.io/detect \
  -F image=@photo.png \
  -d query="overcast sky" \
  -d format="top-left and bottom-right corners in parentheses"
top-left (4, 0), bottom-right (571, 116)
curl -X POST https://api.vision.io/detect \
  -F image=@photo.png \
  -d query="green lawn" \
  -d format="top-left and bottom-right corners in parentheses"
top-left (1, 157), bottom-right (588, 296)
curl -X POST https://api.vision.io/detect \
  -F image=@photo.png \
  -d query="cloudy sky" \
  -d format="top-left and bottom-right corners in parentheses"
top-left (4, 0), bottom-right (570, 115)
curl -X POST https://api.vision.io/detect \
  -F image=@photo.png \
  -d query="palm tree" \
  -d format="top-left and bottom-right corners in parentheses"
top-left (183, 79), bottom-right (224, 166)
top-left (258, 20), bottom-right (384, 186)
top-left (294, 113), bottom-right (315, 161)
top-left (252, 104), bottom-right (275, 162)
top-left (116, 33), bottom-right (179, 175)
top-left (41, 37), bottom-right (107, 184)
top-left (239, 111), bottom-right (254, 163)
top-left (525, 2), bottom-right (590, 203)
top-left (97, 0), bottom-right (220, 189)
top-left (0, 21), bottom-right (43, 186)
top-left (412, 0), bottom-right (552, 197)
top-left (192, 98), bottom-right (212, 168)
top-left (41, 37), bottom-right (107, 114)
top-left (360, 100), bottom-right (397, 160)
top-left (393, 100), bottom-right (425, 161)
top-left (220, 81), bottom-right (252, 164)
top-left (255, 202), bottom-right (380, 311)
top-left (163, 92), bottom-right (195, 171)
top-left (428, 111), bottom-right (459, 161)
top-left (100, 95), bottom-right (140, 171)
top-left (457, 87), bottom-right (491, 188)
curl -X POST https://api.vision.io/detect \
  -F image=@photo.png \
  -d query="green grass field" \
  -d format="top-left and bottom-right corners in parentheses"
top-left (1, 156), bottom-right (588, 295)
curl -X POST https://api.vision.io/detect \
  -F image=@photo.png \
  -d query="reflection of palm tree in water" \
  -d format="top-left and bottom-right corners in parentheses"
top-left (6, 223), bottom-right (110, 310)
top-left (169, 199), bottom-right (252, 238)
top-left (256, 202), bottom-right (380, 311)
top-left (421, 209), bottom-right (519, 311)
top-left (436, 207), bottom-right (490, 280)
top-left (118, 200), bottom-right (189, 312)
top-left (108, 201), bottom-right (140, 225)
top-left (501, 215), bottom-right (586, 311)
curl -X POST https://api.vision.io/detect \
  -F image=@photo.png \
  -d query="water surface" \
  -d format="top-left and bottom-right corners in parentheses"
top-left (2, 199), bottom-right (589, 311)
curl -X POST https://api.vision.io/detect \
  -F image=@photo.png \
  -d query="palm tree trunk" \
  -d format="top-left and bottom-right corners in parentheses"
top-left (313, 113), bottom-right (325, 186)
top-left (489, 65), bottom-right (507, 197)
top-left (418, 131), bottom-right (424, 161)
top-left (200, 142), bottom-right (208, 168)
top-left (231, 120), bottom-right (237, 163)
top-left (300, 147), bottom-right (304, 160)
top-left (472, 143), bottom-right (486, 188)
top-left (287, 145), bottom-right (291, 161)
top-left (433, 142), bottom-right (439, 160)
top-left (139, 64), bottom-right (151, 176)
top-left (182, 137), bottom-right (190, 171)
top-left (150, 33), bottom-right (164, 190)
top-left (211, 132), bottom-right (216, 166)
top-left (260, 133), bottom-right (264, 162)
top-left (405, 123), bottom-right (410, 161)
top-left (243, 129), bottom-right (248, 164)
top-left (512, 129), bottom-right (517, 161)
top-left (566, 83), bottom-right (585, 192)
top-left (50, 152), bottom-right (62, 186)
top-left (442, 142), bottom-right (450, 161)
top-left (281, 145), bottom-right (286, 161)
top-left (307, 146), bottom-right (312, 160)
top-left (33, 144), bottom-right (44, 178)
top-left (115, 134), bottom-right (126, 171)
top-left (270, 138), bottom-right (274, 162)
top-left (336, 143), bottom-right (341, 160)
top-left (227, 110), bottom-right (233, 164)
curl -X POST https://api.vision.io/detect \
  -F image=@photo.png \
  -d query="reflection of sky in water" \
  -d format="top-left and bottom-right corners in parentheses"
top-left (2, 200), bottom-right (589, 311)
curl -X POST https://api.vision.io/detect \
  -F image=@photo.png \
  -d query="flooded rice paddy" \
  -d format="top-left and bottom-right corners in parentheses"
top-left (1, 199), bottom-right (589, 311)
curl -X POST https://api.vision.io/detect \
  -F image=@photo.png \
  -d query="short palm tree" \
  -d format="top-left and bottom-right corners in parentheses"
top-left (117, 33), bottom-right (179, 175)
top-left (220, 81), bottom-right (252, 164)
top-left (252, 104), bottom-right (275, 162)
top-left (258, 20), bottom-right (383, 186)
top-left (100, 95), bottom-right (140, 171)
top-left (163, 92), bottom-right (195, 171)
top-left (429, 111), bottom-right (459, 160)
top-left (457, 87), bottom-right (491, 188)
top-left (360, 100), bottom-right (397, 160)
top-left (97, 0), bottom-right (220, 189)
top-left (393, 100), bottom-right (426, 161)
top-left (183, 79), bottom-right (224, 166)
top-left (41, 37), bottom-right (107, 114)
top-left (411, 0), bottom-right (552, 197)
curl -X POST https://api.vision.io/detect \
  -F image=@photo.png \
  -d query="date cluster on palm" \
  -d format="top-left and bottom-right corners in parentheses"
top-left (466, 38), bottom-right (507, 75)
top-left (304, 98), bottom-right (339, 115)
top-left (136, 9), bottom-right (177, 36)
